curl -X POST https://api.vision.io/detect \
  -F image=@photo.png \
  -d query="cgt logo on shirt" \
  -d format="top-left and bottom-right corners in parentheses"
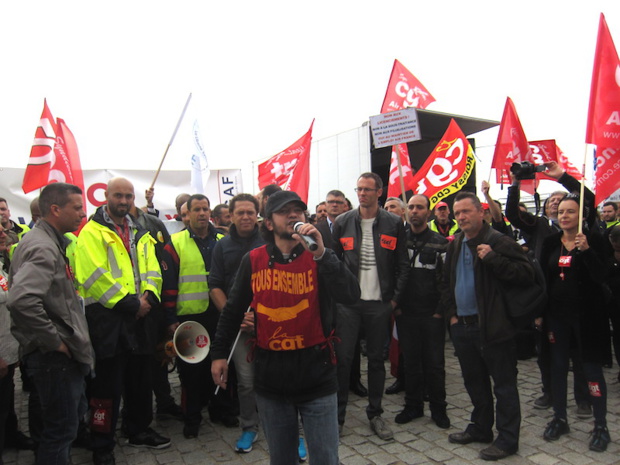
top-left (268, 327), bottom-right (306, 351)
top-left (380, 234), bottom-right (397, 250)
top-left (340, 237), bottom-right (354, 251)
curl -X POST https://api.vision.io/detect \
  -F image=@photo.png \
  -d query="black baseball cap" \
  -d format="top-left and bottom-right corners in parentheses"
top-left (265, 191), bottom-right (307, 218)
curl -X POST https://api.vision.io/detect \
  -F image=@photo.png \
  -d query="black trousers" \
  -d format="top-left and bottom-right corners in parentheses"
top-left (451, 322), bottom-right (521, 451)
top-left (0, 364), bottom-right (16, 456)
top-left (89, 353), bottom-right (153, 453)
top-left (396, 314), bottom-right (447, 413)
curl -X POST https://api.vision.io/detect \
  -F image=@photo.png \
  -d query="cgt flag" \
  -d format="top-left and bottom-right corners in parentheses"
top-left (491, 97), bottom-right (533, 191)
top-left (381, 59), bottom-right (435, 112)
top-left (387, 144), bottom-right (416, 198)
top-left (381, 59), bottom-right (434, 199)
top-left (528, 140), bottom-right (583, 181)
top-left (258, 121), bottom-right (314, 203)
top-left (53, 119), bottom-right (86, 188)
top-left (22, 100), bottom-right (57, 194)
top-left (586, 13), bottom-right (620, 147)
top-left (22, 102), bottom-right (86, 213)
top-left (594, 146), bottom-right (620, 204)
top-left (411, 119), bottom-right (475, 210)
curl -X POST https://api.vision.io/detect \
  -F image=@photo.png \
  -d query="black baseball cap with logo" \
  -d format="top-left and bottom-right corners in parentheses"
top-left (265, 191), bottom-right (307, 218)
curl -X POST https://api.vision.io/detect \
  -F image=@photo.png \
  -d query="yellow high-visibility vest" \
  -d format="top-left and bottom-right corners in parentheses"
top-left (171, 229), bottom-right (223, 316)
top-left (76, 220), bottom-right (162, 308)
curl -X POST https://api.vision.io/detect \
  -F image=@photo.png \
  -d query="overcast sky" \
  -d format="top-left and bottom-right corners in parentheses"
top-left (1, 1), bottom-right (619, 200)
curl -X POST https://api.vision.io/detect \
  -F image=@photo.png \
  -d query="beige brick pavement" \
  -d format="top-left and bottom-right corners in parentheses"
top-left (3, 345), bottom-right (619, 464)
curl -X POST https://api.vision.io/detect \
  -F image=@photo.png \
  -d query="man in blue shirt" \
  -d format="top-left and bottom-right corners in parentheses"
top-left (443, 192), bottom-right (533, 461)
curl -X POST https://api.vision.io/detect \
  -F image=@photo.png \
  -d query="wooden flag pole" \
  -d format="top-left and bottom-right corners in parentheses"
top-left (150, 93), bottom-right (193, 189)
top-left (578, 144), bottom-right (588, 235)
top-left (395, 145), bottom-right (407, 204)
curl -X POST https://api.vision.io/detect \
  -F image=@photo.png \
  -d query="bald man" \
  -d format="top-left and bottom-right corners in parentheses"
top-left (75, 178), bottom-right (170, 465)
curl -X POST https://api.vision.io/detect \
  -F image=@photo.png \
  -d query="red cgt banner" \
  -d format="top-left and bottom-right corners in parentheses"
top-left (411, 119), bottom-right (475, 209)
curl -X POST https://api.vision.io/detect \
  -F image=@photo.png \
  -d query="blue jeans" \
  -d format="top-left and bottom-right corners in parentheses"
top-left (451, 322), bottom-right (521, 451)
top-left (336, 300), bottom-right (392, 424)
top-left (256, 393), bottom-right (338, 465)
top-left (24, 350), bottom-right (87, 465)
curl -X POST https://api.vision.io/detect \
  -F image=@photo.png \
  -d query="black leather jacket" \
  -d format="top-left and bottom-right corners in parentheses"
top-left (401, 227), bottom-right (448, 317)
top-left (332, 208), bottom-right (409, 304)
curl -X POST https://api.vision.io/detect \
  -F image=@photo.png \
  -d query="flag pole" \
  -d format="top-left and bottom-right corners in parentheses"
top-left (150, 93), bottom-right (193, 189)
top-left (487, 165), bottom-right (493, 184)
top-left (395, 145), bottom-right (407, 204)
top-left (214, 306), bottom-right (252, 395)
top-left (578, 145), bottom-right (588, 235)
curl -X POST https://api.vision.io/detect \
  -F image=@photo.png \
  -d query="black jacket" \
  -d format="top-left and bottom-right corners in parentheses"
top-left (505, 172), bottom-right (596, 260)
top-left (210, 244), bottom-right (360, 402)
top-left (444, 222), bottom-right (534, 346)
top-left (332, 208), bottom-right (409, 304)
top-left (315, 218), bottom-right (337, 250)
top-left (208, 224), bottom-right (265, 294)
top-left (541, 230), bottom-right (610, 362)
top-left (401, 227), bottom-right (447, 317)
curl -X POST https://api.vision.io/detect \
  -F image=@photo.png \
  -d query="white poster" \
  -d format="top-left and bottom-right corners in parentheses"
top-left (0, 167), bottom-right (243, 225)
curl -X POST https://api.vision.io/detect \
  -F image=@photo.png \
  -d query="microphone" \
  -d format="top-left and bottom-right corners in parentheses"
top-left (293, 222), bottom-right (318, 251)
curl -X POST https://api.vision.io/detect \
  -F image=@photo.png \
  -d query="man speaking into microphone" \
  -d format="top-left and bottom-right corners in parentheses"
top-left (211, 191), bottom-right (360, 465)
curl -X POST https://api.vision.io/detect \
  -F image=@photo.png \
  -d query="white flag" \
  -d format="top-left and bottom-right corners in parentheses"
top-left (190, 120), bottom-right (210, 193)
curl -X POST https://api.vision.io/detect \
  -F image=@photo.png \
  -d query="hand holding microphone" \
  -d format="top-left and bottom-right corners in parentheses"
top-left (293, 221), bottom-right (320, 252)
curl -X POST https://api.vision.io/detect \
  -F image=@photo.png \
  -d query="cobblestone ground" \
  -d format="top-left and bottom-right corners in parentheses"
top-left (4, 344), bottom-right (619, 465)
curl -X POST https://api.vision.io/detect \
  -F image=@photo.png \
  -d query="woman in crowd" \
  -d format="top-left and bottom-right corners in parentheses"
top-left (540, 193), bottom-right (611, 452)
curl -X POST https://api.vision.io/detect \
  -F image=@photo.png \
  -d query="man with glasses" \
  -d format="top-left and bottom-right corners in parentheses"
top-left (317, 190), bottom-right (368, 399)
top-left (332, 173), bottom-right (409, 440)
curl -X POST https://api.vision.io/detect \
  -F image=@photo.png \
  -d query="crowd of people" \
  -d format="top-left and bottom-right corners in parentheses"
top-left (0, 160), bottom-right (619, 464)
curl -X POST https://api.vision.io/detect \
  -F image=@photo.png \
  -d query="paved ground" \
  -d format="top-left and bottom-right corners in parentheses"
top-left (4, 345), bottom-right (620, 465)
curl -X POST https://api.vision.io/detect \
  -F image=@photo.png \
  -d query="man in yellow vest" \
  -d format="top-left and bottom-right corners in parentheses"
top-left (75, 177), bottom-right (169, 465)
top-left (428, 201), bottom-right (459, 238)
top-left (0, 197), bottom-right (30, 246)
top-left (161, 193), bottom-right (228, 439)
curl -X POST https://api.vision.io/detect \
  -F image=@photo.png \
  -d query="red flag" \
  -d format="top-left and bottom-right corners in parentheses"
top-left (258, 121), bottom-right (314, 203)
top-left (381, 59), bottom-right (435, 113)
top-left (491, 97), bottom-right (532, 190)
top-left (381, 60), bottom-right (432, 199)
top-left (52, 119), bottom-right (85, 186)
top-left (22, 100), bottom-right (58, 194)
top-left (586, 13), bottom-right (620, 147)
top-left (594, 146), bottom-right (620, 203)
top-left (55, 118), bottom-right (87, 216)
top-left (387, 144), bottom-right (416, 198)
top-left (529, 140), bottom-right (583, 181)
top-left (411, 119), bottom-right (475, 209)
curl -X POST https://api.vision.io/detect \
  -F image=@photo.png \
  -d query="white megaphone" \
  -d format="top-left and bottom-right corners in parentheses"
top-left (164, 321), bottom-right (210, 364)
